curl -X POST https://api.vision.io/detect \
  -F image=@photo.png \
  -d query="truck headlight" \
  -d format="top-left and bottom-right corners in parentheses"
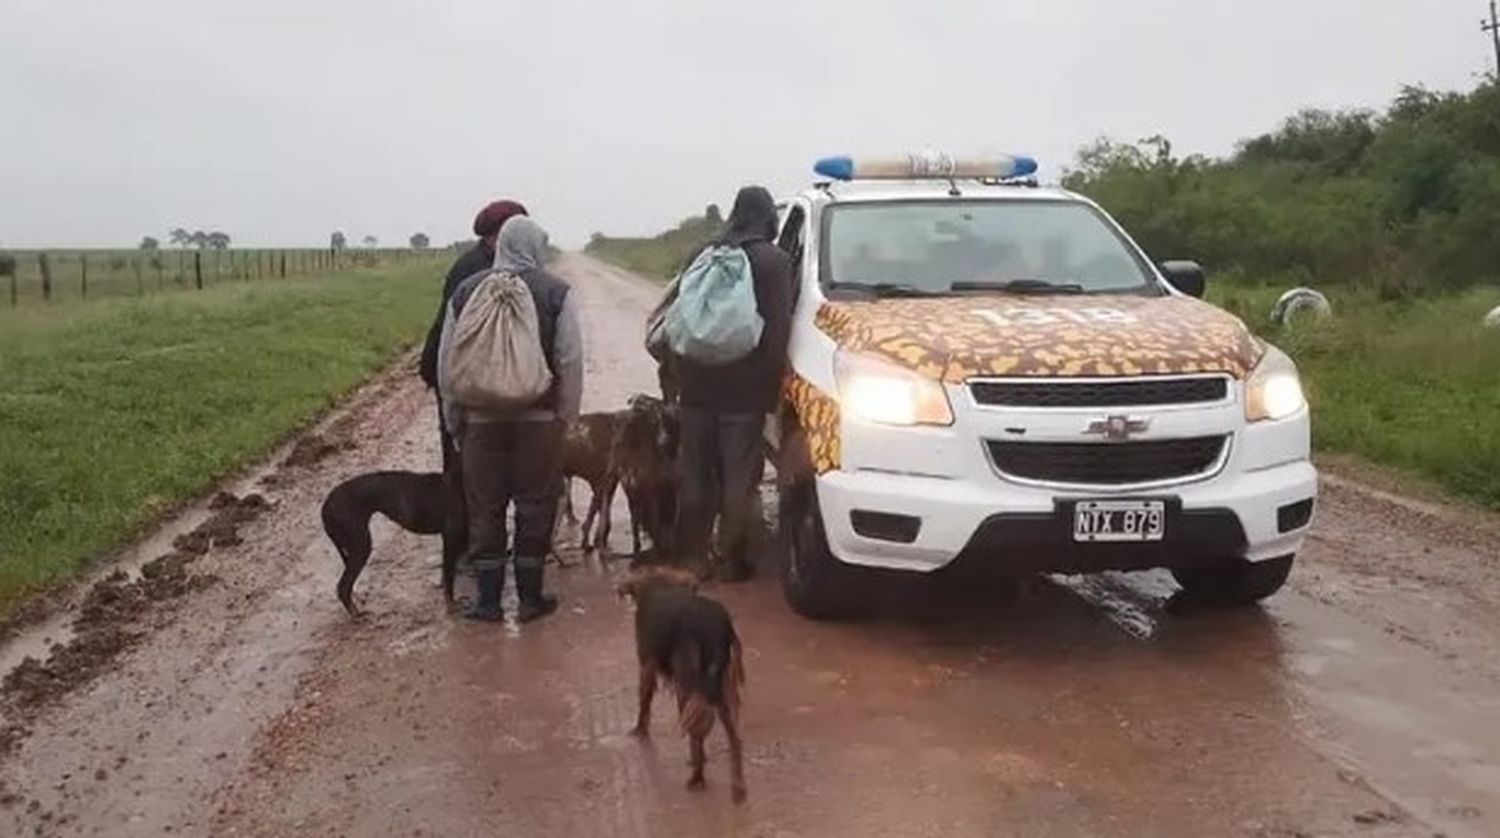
top-left (1245, 345), bottom-right (1306, 422)
top-left (834, 351), bottom-right (954, 427)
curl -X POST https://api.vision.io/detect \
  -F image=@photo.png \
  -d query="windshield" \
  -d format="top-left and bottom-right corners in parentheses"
top-left (821, 199), bottom-right (1160, 295)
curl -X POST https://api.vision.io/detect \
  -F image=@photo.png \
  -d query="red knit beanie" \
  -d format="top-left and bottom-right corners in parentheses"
top-left (472, 200), bottom-right (529, 238)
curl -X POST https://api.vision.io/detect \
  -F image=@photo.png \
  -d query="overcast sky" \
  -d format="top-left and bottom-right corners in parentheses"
top-left (0, 0), bottom-right (1490, 248)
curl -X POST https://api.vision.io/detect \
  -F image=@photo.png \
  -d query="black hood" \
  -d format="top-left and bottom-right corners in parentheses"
top-left (716, 186), bottom-right (778, 247)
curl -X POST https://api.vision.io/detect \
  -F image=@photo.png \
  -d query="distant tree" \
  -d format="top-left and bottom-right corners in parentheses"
top-left (705, 204), bottom-right (723, 224)
top-left (139, 236), bottom-right (160, 251)
top-left (169, 228), bottom-right (191, 248)
top-left (206, 231), bottom-right (231, 250)
top-left (190, 231), bottom-right (209, 249)
top-left (409, 232), bottom-right (430, 249)
top-left (362, 235), bottom-right (378, 248)
top-left (330, 231), bottom-right (347, 251)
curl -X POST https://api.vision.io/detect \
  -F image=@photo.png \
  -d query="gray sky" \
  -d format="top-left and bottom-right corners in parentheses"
top-left (0, 0), bottom-right (1489, 249)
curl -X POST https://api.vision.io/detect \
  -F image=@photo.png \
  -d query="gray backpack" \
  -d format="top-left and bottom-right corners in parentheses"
top-left (440, 270), bottom-right (552, 413)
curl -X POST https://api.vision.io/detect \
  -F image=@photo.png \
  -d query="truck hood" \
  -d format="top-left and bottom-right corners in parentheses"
top-left (814, 293), bottom-right (1262, 383)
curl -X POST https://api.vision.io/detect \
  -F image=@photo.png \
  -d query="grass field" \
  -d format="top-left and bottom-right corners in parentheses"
top-left (0, 258), bottom-right (446, 617)
top-left (584, 213), bottom-right (718, 281)
top-left (1212, 283), bottom-right (1500, 506)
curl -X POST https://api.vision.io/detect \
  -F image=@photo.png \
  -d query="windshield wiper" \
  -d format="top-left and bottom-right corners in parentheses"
top-left (828, 282), bottom-right (942, 298)
top-left (951, 279), bottom-right (1086, 295)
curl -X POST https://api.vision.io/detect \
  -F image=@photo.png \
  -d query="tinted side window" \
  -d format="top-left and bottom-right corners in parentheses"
top-left (777, 206), bottom-right (805, 259)
top-left (776, 206), bottom-right (807, 307)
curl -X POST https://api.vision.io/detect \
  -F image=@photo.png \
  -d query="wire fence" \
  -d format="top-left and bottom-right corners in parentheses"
top-left (0, 247), bottom-right (444, 308)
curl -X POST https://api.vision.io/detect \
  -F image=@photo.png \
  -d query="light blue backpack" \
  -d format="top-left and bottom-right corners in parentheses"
top-left (664, 245), bottom-right (765, 365)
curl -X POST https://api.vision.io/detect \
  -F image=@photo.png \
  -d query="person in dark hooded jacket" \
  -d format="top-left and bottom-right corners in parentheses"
top-left (419, 199), bottom-right (529, 476)
top-left (670, 186), bottom-right (793, 581)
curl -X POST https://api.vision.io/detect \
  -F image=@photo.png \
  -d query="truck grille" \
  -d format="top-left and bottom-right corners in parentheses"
top-left (970, 377), bottom-right (1228, 408)
top-left (986, 436), bottom-right (1228, 486)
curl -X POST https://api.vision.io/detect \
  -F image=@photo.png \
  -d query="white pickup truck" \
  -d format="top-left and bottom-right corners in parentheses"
top-left (767, 153), bottom-right (1316, 619)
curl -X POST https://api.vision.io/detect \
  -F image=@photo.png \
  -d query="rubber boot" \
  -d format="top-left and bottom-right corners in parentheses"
top-left (514, 563), bottom-right (559, 623)
top-left (465, 567), bottom-right (504, 622)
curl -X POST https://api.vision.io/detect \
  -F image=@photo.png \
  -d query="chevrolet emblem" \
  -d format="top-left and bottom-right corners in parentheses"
top-left (1084, 415), bottom-right (1151, 441)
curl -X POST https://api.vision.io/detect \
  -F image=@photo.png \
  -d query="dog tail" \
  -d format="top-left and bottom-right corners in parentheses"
top-left (680, 693), bottom-right (715, 740)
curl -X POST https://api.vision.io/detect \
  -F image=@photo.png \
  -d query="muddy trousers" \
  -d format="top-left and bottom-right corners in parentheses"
top-left (460, 419), bottom-right (564, 599)
top-left (674, 407), bottom-right (766, 574)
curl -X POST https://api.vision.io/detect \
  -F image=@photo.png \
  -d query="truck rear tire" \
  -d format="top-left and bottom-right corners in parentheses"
top-left (1171, 555), bottom-right (1294, 605)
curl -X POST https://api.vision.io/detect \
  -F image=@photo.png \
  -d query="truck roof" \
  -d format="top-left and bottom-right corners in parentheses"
top-left (797, 179), bottom-right (1083, 206)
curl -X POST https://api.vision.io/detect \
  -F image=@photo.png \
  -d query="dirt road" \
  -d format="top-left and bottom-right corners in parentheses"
top-left (3, 254), bottom-right (1499, 837)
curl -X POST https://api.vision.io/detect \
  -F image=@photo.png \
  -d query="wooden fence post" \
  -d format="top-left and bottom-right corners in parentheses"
top-left (40, 253), bottom-right (53, 301)
top-left (194, 251), bottom-right (204, 289)
top-left (7, 270), bottom-right (15, 307)
top-left (80, 254), bottom-right (89, 300)
top-left (134, 256), bottom-right (144, 296)
top-left (280, 252), bottom-right (287, 278)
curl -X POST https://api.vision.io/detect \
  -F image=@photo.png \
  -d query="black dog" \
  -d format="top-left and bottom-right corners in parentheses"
top-left (619, 566), bottom-right (746, 803)
top-left (321, 470), bottom-right (466, 617)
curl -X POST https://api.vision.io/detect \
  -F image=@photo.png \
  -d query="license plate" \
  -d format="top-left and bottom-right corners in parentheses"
top-left (1072, 500), bottom-right (1166, 543)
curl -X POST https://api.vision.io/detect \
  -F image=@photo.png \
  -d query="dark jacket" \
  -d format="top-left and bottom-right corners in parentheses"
top-left (673, 239), bottom-right (794, 414)
top-left (420, 243), bottom-right (493, 388)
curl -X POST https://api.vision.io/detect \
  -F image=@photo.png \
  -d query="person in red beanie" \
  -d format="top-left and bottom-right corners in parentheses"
top-left (419, 200), bottom-right (528, 474)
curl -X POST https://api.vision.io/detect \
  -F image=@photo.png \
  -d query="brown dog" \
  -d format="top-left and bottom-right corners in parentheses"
top-left (561, 409), bottom-right (631, 552)
top-left (618, 566), bottom-right (746, 803)
top-left (321, 470), bottom-right (466, 617)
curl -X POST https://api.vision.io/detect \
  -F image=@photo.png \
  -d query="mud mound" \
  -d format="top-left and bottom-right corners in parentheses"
top-left (0, 493), bottom-right (269, 755)
top-left (282, 414), bottom-right (360, 469)
top-left (172, 493), bottom-right (271, 555)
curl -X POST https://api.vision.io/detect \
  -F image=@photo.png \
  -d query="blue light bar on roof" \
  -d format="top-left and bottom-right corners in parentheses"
top-left (814, 152), bottom-right (1038, 181)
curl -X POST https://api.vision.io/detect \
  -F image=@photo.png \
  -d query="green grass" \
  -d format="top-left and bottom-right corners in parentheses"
top-left (1211, 283), bottom-right (1500, 506)
top-left (0, 259), bottom-right (446, 616)
top-left (584, 213), bottom-right (720, 281)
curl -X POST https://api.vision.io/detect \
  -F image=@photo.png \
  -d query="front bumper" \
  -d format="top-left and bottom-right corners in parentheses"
top-left (816, 408), bottom-right (1318, 574)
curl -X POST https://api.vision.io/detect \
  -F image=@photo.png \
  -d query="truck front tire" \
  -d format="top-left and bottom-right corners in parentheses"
top-left (777, 428), bottom-right (869, 620)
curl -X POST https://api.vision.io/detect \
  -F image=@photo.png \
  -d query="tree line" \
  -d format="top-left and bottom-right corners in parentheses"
top-left (133, 230), bottom-right (434, 252)
top-left (1064, 81), bottom-right (1500, 297)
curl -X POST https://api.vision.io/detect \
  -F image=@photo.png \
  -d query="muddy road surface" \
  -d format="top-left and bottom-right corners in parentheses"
top-left (3, 254), bottom-right (1499, 837)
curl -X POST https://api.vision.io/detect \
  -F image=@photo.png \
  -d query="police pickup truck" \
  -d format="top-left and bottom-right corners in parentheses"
top-left (768, 153), bottom-right (1316, 619)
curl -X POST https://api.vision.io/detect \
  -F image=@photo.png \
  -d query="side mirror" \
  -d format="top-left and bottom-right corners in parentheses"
top-left (1160, 260), bottom-right (1205, 298)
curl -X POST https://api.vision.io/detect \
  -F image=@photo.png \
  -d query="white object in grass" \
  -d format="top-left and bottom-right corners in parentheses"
top-left (1270, 288), bottom-right (1332, 326)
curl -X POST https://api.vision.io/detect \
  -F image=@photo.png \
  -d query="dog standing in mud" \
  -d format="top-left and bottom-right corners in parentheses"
top-left (615, 394), bottom-right (680, 560)
top-left (618, 566), bottom-right (746, 803)
top-left (560, 408), bottom-right (631, 553)
top-left (559, 394), bottom-right (680, 559)
top-left (321, 470), bottom-right (466, 617)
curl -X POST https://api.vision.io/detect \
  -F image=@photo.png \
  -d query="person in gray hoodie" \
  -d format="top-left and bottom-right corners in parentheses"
top-left (437, 216), bottom-right (583, 622)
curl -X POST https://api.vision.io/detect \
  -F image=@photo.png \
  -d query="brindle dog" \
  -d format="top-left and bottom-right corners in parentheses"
top-left (616, 394), bottom-right (680, 560)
